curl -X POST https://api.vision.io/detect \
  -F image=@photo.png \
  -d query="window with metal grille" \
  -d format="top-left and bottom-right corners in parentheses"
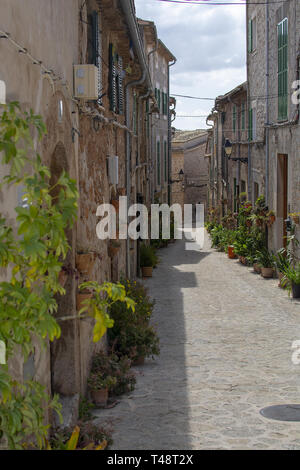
top-left (278, 18), bottom-right (288, 121)
top-left (108, 43), bottom-right (124, 114)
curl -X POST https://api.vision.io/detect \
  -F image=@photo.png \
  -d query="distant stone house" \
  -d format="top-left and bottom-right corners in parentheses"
top-left (0, 0), bottom-right (160, 427)
top-left (207, 82), bottom-right (249, 216)
top-left (138, 19), bottom-right (176, 205)
top-left (246, 0), bottom-right (300, 252)
top-left (171, 130), bottom-right (209, 216)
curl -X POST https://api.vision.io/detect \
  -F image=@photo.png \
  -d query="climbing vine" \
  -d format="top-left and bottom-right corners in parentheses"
top-left (0, 103), bottom-right (134, 449)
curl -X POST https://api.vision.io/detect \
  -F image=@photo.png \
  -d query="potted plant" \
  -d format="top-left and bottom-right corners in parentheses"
top-left (282, 263), bottom-right (300, 299)
top-left (140, 243), bottom-right (157, 277)
top-left (76, 251), bottom-right (95, 276)
top-left (77, 289), bottom-right (93, 311)
top-left (273, 248), bottom-right (290, 288)
top-left (88, 373), bottom-right (117, 407)
top-left (289, 212), bottom-right (300, 225)
top-left (108, 240), bottom-right (121, 258)
top-left (256, 248), bottom-right (274, 278)
top-left (267, 210), bottom-right (276, 226)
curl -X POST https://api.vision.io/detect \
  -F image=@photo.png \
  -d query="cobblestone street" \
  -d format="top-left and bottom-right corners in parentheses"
top-left (94, 232), bottom-right (300, 450)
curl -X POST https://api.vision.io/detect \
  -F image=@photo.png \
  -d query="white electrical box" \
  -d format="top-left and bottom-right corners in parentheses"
top-left (73, 65), bottom-right (98, 100)
top-left (107, 156), bottom-right (119, 185)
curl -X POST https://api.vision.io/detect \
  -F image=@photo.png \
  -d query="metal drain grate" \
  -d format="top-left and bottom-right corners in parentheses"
top-left (260, 405), bottom-right (300, 422)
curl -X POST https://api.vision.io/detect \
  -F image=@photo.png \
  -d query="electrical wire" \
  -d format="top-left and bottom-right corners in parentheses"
top-left (156, 0), bottom-right (284, 5)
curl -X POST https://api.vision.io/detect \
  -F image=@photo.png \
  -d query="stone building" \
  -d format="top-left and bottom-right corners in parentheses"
top-left (207, 83), bottom-right (249, 216)
top-left (246, 0), bottom-right (300, 252)
top-left (138, 20), bottom-right (176, 205)
top-left (0, 0), bottom-right (168, 426)
top-left (171, 130), bottom-right (209, 215)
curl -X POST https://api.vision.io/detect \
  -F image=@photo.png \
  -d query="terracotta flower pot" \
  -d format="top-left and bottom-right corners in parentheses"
top-left (108, 243), bottom-right (120, 258)
top-left (77, 292), bottom-right (93, 311)
top-left (58, 269), bottom-right (68, 287)
top-left (132, 356), bottom-right (145, 366)
top-left (111, 200), bottom-right (119, 212)
top-left (90, 388), bottom-right (108, 407)
top-left (253, 263), bottom-right (261, 274)
top-left (261, 267), bottom-right (274, 278)
top-left (228, 245), bottom-right (236, 259)
top-left (239, 256), bottom-right (247, 265)
top-left (76, 253), bottom-right (95, 275)
top-left (142, 266), bottom-right (153, 277)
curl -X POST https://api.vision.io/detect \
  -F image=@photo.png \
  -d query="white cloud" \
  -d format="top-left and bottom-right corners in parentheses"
top-left (135, 0), bottom-right (246, 130)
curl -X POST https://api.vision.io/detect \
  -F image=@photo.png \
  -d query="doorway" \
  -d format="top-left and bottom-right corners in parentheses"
top-left (277, 154), bottom-right (288, 248)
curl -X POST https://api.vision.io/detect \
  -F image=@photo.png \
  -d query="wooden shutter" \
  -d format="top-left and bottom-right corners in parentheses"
top-left (248, 108), bottom-right (253, 141)
top-left (278, 18), bottom-right (288, 120)
top-left (164, 141), bottom-right (167, 182)
top-left (92, 11), bottom-right (103, 105)
top-left (157, 141), bottom-right (161, 186)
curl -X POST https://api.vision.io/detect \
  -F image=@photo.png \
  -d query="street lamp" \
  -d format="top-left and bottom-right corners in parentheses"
top-left (170, 169), bottom-right (184, 184)
top-left (224, 138), bottom-right (248, 163)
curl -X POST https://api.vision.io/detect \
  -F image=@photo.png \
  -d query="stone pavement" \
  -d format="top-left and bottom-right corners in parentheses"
top-left (93, 231), bottom-right (300, 450)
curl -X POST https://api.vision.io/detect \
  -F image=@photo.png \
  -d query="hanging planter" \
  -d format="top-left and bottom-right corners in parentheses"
top-left (108, 241), bottom-right (121, 258)
top-left (58, 268), bottom-right (68, 288)
top-left (76, 252), bottom-right (95, 275)
top-left (76, 291), bottom-right (93, 311)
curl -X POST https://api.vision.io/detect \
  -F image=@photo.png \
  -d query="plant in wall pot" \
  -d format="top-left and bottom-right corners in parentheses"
top-left (87, 373), bottom-right (117, 407)
top-left (256, 248), bottom-right (274, 278)
top-left (273, 248), bottom-right (290, 288)
top-left (282, 263), bottom-right (300, 299)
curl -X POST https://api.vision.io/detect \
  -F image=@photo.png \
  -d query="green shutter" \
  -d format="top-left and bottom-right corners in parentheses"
top-left (248, 108), bottom-right (253, 141)
top-left (241, 103), bottom-right (245, 130)
top-left (164, 141), bottom-right (167, 182)
top-left (233, 105), bottom-right (236, 133)
top-left (278, 18), bottom-right (288, 120)
top-left (157, 141), bottom-right (161, 186)
top-left (158, 90), bottom-right (161, 113)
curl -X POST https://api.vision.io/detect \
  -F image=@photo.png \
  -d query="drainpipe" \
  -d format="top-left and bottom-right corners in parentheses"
top-left (168, 58), bottom-right (176, 205)
top-left (265, 0), bottom-right (270, 207)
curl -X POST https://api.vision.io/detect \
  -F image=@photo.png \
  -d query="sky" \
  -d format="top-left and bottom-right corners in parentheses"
top-left (134, 0), bottom-right (246, 131)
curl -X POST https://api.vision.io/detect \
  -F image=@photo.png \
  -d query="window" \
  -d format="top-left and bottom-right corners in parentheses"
top-left (109, 43), bottom-right (124, 114)
top-left (88, 11), bottom-right (103, 105)
top-left (254, 182), bottom-right (259, 203)
top-left (164, 141), bottom-right (168, 183)
top-left (248, 16), bottom-right (257, 53)
top-left (278, 18), bottom-right (288, 121)
top-left (248, 106), bottom-right (256, 141)
top-left (241, 103), bottom-right (245, 131)
top-left (232, 105), bottom-right (237, 134)
top-left (157, 141), bottom-right (161, 186)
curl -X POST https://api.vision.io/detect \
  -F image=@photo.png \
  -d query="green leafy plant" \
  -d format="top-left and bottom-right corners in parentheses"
top-left (47, 424), bottom-right (109, 450)
top-left (140, 243), bottom-right (158, 268)
top-left (108, 279), bottom-right (159, 361)
top-left (0, 103), bottom-right (135, 449)
top-left (255, 248), bottom-right (274, 268)
top-left (91, 351), bottom-right (136, 396)
top-left (87, 373), bottom-right (117, 391)
top-left (273, 248), bottom-right (290, 274)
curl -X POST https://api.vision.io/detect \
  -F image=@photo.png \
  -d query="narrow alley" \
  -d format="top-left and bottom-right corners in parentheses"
top-left (94, 233), bottom-right (300, 450)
